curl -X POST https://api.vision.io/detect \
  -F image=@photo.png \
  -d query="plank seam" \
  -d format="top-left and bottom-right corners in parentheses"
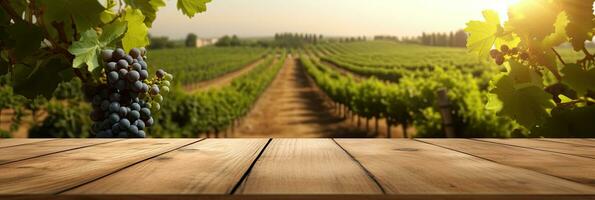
top-left (0, 139), bottom-right (57, 149)
top-left (56, 138), bottom-right (205, 194)
top-left (538, 139), bottom-right (595, 148)
top-left (471, 139), bottom-right (595, 160)
top-left (0, 139), bottom-right (124, 166)
top-left (331, 138), bottom-right (387, 194)
top-left (229, 138), bottom-right (272, 195)
top-left (416, 139), bottom-right (595, 187)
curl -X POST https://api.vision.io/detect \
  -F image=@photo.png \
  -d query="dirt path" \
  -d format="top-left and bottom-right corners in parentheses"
top-left (233, 55), bottom-right (368, 138)
top-left (184, 58), bottom-right (265, 92)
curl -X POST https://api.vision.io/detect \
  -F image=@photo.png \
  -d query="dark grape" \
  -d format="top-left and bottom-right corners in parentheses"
top-left (511, 47), bottom-right (519, 55)
top-left (119, 106), bottom-right (128, 117)
top-left (131, 63), bottom-right (142, 71)
top-left (127, 71), bottom-right (140, 82)
top-left (129, 125), bottom-right (139, 137)
top-left (129, 110), bottom-right (141, 120)
top-left (150, 85), bottom-right (160, 95)
top-left (135, 120), bottom-right (145, 130)
top-left (117, 59), bottom-right (129, 69)
top-left (146, 117), bottom-right (154, 127)
top-left (112, 123), bottom-right (121, 133)
top-left (109, 102), bottom-right (120, 113)
top-left (119, 118), bottom-right (131, 129)
top-left (130, 48), bottom-right (141, 58)
top-left (113, 48), bottom-right (126, 60)
top-left (118, 68), bottom-right (129, 77)
top-left (116, 80), bottom-right (127, 91)
top-left (107, 71), bottom-right (119, 84)
top-left (156, 69), bottom-right (165, 79)
top-left (141, 83), bottom-right (149, 93)
top-left (500, 45), bottom-right (510, 54)
top-left (139, 70), bottom-right (148, 80)
top-left (139, 60), bottom-right (147, 70)
top-left (133, 81), bottom-right (144, 92)
top-left (108, 113), bottom-right (120, 124)
top-left (131, 102), bottom-right (141, 111)
top-left (101, 50), bottom-right (113, 61)
top-left (138, 130), bottom-right (146, 138)
top-left (124, 55), bottom-right (133, 64)
top-left (489, 49), bottom-right (500, 59)
top-left (140, 108), bottom-right (151, 119)
top-left (495, 56), bottom-right (505, 65)
top-left (106, 62), bottom-right (117, 71)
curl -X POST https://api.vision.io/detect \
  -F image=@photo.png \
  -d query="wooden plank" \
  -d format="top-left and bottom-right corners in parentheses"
top-left (0, 139), bottom-right (119, 165)
top-left (541, 139), bottom-right (595, 147)
top-left (335, 139), bottom-right (595, 194)
top-left (0, 139), bottom-right (198, 194)
top-left (479, 139), bottom-right (595, 159)
top-left (236, 139), bottom-right (383, 194)
top-left (0, 139), bottom-right (54, 148)
top-left (65, 138), bottom-right (269, 194)
top-left (419, 139), bottom-right (595, 187)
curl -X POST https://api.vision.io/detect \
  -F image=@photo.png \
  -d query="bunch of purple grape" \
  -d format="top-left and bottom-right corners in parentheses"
top-left (89, 47), bottom-right (172, 138)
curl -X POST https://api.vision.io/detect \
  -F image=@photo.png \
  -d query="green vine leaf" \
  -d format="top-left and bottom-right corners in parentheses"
top-left (542, 12), bottom-right (569, 49)
top-left (122, 7), bottom-right (149, 52)
top-left (465, 10), bottom-right (500, 60)
top-left (99, 21), bottom-right (127, 47)
top-left (508, 60), bottom-right (543, 88)
top-left (12, 57), bottom-right (71, 99)
top-left (490, 74), bottom-right (555, 129)
top-left (125, 0), bottom-right (166, 27)
top-left (39, 0), bottom-right (104, 33)
top-left (177, 0), bottom-right (211, 18)
top-left (68, 29), bottom-right (101, 71)
top-left (6, 22), bottom-right (43, 60)
top-left (558, 0), bottom-right (595, 51)
top-left (561, 64), bottom-right (595, 96)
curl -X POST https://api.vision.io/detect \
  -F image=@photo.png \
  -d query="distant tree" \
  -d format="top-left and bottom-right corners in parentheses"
top-left (230, 35), bottom-right (241, 46)
top-left (185, 33), bottom-right (197, 47)
top-left (149, 35), bottom-right (175, 49)
top-left (215, 35), bottom-right (232, 46)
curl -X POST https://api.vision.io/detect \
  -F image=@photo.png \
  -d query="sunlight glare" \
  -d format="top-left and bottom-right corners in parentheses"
top-left (492, 0), bottom-right (521, 20)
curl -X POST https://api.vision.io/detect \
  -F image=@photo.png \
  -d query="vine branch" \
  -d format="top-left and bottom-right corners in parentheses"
top-left (0, 0), bottom-right (24, 23)
top-left (551, 48), bottom-right (566, 65)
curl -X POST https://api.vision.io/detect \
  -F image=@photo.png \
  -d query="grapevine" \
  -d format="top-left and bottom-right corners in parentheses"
top-left (0, 0), bottom-right (211, 138)
top-left (465, 0), bottom-right (595, 137)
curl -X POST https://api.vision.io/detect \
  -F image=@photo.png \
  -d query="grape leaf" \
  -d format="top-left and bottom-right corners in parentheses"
top-left (12, 57), bottom-right (71, 99)
top-left (125, 0), bottom-right (166, 27)
top-left (561, 64), bottom-right (595, 96)
top-left (465, 10), bottom-right (500, 59)
top-left (177, 0), bottom-right (211, 18)
top-left (99, 21), bottom-right (127, 47)
top-left (490, 74), bottom-right (555, 129)
top-left (6, 22), bottom-right (43, 60)
top-left (68, 29), bottom-right (101, 71)
top-left (122, 7), bottom-right (149, 52)
top-left (558, 0), bottom-right (595, 51)
top-left (542, 12), bottom-right (569, 49)
top-left (507, 60), bottom-right (543, 88)
top-left (39, 0), bottom-right (104, 33)
top-left (532, 105), bottom-right (595, 138)
top-left (507, 0), bottom-right (560, 40)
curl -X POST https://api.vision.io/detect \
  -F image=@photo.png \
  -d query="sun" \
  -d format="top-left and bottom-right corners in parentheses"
top-left (491, 0), bottom-right (521, 20)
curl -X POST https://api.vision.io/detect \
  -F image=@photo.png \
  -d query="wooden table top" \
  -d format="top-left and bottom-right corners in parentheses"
top-left (0, 138), bottom-right (594, 200)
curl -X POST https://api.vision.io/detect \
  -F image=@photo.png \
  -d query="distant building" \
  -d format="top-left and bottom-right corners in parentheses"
top-left (195, 38), bottom-right (219, 47)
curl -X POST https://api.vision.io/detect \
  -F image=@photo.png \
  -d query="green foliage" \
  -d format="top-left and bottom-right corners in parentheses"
top-left (0, 0), bottom-right (211, 99)
top-left (148, 47), bottom-right (269, 85)
top-left (466, 0), bottom-right (595, 137)
top-left (150, 52), bottom-right (286, 137)
top-left (29, 100), bottom-right (92, 138)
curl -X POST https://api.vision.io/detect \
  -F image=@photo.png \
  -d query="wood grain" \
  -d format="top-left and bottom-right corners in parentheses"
top-left (0, 139), bottom-right (197, 194)
top-left (335, 139), bottom-right (595, 194)
top-left (65, 139), bottom-right (268, 194)
top-left (479, 139), bottom-right (595, 159)
top-left (0, 139), bottom-right (118, 165)
top-left (0, 139), bottom-right (54, 148)
top-left (236, 139), bottom-right (383, 194)
top-left (540, 139), bottom-right (595, 147)
top-left (419, 139), bottom-right (595, 187)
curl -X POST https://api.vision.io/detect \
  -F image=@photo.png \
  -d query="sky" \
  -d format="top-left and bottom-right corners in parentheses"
top-left (150, 0), bottom-right (519, 39)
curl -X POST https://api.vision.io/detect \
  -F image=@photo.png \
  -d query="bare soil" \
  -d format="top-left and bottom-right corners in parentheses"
top-left (233, 55), bottom-right (394, 138)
